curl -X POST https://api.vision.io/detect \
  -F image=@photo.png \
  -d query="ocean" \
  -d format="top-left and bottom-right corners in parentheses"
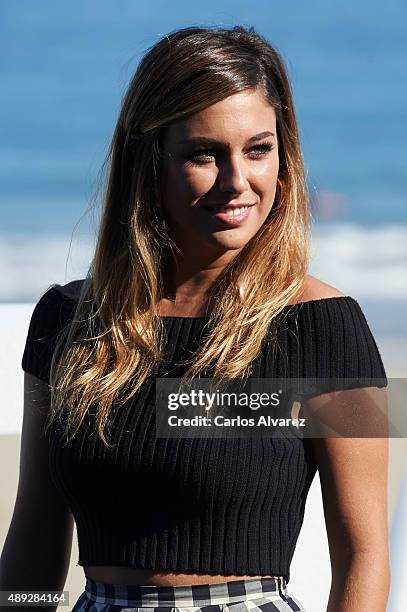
top-left (1, 0), bottom-right (406, 323)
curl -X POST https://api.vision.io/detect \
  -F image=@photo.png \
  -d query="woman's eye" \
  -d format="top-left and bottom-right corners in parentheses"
top-left (186, 143), bottom-right (274, 165)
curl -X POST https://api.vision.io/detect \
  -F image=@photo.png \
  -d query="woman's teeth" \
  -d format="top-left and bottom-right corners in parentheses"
top-left (212, 206), bottom-right (250, 217)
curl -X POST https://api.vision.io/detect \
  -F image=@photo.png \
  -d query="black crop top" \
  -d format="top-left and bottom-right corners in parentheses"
top-left (21, 280), bottom-right (388, 582)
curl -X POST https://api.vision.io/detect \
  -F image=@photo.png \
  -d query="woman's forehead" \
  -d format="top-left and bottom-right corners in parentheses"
top-left (162, 92), bottom-right (277, 145)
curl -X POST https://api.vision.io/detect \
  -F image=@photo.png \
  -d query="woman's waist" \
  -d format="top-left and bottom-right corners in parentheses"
top-left (84, 565), bottom-right (280, 585)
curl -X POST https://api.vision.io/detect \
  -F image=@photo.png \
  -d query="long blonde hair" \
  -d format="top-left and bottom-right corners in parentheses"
top-left (47, 25), bottom-right (311, 448)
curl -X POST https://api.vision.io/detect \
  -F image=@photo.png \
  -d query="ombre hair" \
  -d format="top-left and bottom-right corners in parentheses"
top-left (47, 25), bottom-right (311, 448)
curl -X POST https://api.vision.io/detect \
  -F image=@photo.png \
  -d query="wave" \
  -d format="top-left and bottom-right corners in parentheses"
top-left (1, 222), bottom-right (406, 302)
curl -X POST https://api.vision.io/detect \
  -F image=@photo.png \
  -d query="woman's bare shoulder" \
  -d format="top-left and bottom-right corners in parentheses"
top-left (292, 275), bottom-right (346, 304)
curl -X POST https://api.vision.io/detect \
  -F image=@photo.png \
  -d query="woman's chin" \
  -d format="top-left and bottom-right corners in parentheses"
top-left (204, 234), bottom-right (253, 252)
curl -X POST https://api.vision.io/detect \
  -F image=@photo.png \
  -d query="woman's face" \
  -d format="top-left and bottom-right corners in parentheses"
top-left (160, 88), bottom-right (279, 257)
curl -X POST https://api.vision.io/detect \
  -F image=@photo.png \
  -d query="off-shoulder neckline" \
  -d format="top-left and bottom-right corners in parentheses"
top-left (51, 286), bottom-right (356, 320)
top-left (159, 295), bottom-right (355, 320)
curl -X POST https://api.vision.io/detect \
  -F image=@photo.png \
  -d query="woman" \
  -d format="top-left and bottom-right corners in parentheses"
top-left (1, 25), bottom-right (390, 612)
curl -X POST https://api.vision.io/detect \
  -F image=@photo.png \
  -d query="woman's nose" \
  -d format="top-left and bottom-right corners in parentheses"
top-left (217, 156), bottom-right (249, 195)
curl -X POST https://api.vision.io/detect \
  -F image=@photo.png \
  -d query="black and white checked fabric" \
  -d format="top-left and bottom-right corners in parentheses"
top-left (71, 576), bottom-right (307, 612)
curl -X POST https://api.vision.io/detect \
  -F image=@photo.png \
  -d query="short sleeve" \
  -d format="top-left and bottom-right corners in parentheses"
top-left (292, 296), bottom-right (388, 398)
top-left (21, 285), bottom-right (76, 384)
top-left (292, 297), bottom-right (389, 437)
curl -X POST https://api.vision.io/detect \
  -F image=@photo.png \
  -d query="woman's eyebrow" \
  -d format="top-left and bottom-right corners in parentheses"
top-left (175, 131), bottom-right (275, 147)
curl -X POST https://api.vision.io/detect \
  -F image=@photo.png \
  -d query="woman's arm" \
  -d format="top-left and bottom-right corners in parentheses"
top-left (0, 373), bottom-right (74, 612)
top-left (304, 389), bottom-right (390, 612)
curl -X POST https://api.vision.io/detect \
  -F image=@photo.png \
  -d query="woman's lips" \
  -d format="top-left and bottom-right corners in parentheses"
top-left (203, 204), bottom-right (254, 227)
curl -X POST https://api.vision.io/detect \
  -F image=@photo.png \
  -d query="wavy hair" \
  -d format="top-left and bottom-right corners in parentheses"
top-left (47, 25), bottom-right (311, 448)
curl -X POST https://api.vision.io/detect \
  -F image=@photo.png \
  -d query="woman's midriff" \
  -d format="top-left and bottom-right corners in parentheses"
top-left (84, 566), bottom-right (278, 585)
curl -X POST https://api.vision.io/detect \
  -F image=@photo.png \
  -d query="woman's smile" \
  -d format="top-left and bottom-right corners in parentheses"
top-left (201, 202), bottom-right (255, 227)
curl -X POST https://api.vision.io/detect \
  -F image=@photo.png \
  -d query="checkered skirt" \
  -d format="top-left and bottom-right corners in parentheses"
top-left (71, 576), bottom-right (307, 612)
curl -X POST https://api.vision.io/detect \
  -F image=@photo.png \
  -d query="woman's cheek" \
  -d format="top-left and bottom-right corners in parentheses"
top-left (184, 168), bottom-right (216, 198)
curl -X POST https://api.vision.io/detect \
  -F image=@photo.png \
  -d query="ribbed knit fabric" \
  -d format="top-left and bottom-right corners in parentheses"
top-left (21, 280), bottom-right (388, 583)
